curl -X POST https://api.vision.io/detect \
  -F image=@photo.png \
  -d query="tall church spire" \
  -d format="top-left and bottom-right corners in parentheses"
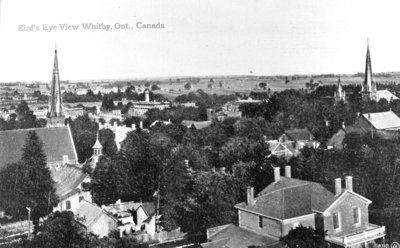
top-left (47, 49), bottom-right (65, 127)
top-left (362, 39), bottom-right (376, 101)
top-left (49, 49), bottom-right (63, 117)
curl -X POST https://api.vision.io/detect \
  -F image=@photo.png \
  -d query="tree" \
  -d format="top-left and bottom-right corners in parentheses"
top-left (184, 82), bottom-right (192, 90)
top-left (28, 211), bottom-right (88, 248)
top-left (101, 97), bottom-right (115, 111)
top-left (69, 114), bottom-right (99, 163)
top-left (151, 84), bottom-right (161, 91)
top-left (281, 225), bottom-right (326, 248)
top-left (0, 131), bottom-right (58, 228)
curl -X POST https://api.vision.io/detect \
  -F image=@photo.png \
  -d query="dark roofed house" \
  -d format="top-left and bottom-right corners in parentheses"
top-left (205, 166), bottom-right (385, 248)
top-left (0, 125), bottom-right (78, 170)
top-left (52, 164), bottom-right (91, 213)
top-left (279, 128), bottom-right (320, 151)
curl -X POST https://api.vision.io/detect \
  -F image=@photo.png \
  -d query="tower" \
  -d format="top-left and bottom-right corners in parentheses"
top-left (145, 88), bottom-right (150, 102)
top-left (92, 132), bottom-right (103, 167)
top-left (47, 49), bottom-right (65, 127)
top-left (361, 40), bottom-right (377, 101)
top-left (334, 76), bottom-right (346, 103)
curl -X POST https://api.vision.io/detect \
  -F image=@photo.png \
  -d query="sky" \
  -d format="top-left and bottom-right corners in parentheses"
top-left (1, 0), bottom-right (400, 82)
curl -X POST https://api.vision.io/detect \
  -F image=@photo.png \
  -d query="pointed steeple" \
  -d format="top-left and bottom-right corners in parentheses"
top-left (363, 39), bottom-right (375, 93)
top-left (48, 48), bottom-right (63, 117)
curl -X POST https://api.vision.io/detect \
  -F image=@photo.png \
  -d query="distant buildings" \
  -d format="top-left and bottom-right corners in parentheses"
top-left (267, 128), bottom-right (320, 159)
top-left (206, 167), bottom-right (385, 248)
top-left (128, 89), bottom-right (170, 117)
top-left (327, 110), bottom-right (400, 149)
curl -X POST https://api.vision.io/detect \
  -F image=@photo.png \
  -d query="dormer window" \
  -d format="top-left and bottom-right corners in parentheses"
top-left (63, 155), bottom-right (69, 164)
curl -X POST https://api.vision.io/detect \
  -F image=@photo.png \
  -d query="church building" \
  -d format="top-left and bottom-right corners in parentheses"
top-left (361, 41), bottom-right (398, 102)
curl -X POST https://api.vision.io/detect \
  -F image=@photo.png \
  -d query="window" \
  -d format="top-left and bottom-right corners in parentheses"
top-left (66, 200), bottom-right (71, 210)
top-left (63, 155), bottom-right (69, 163)
top-left (333, 212), bottom-right (341, 230)
top-left (353, 208), bottom-right (361, 225)
top-left (259, 216), bottom-right (263, 228)
top-left (79, 196), bottom-right (84, 202)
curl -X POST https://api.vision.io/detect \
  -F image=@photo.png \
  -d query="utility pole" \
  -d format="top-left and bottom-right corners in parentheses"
top-left (26, 207), bottom-right (31, 239)
top-left (156, 182), bottom-right (160, 232)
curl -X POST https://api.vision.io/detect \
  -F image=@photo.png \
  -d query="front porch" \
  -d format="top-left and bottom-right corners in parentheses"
top-left (325, 224), bottom-right (385, 247)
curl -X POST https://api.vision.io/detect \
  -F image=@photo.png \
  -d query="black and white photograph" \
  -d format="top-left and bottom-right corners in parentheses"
top-left (0, 0), bottom-right (399, 247)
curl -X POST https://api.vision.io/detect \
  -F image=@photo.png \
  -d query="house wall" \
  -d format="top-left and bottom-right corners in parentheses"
top-left (238, 210), bottom-right (281, 238)
top-left (54, 191), bottom-right (92, 213)
top-left (136, 207), bottom-right (149, 227)
top-left (282, 214), bottom-right (315, 236)
top-left (324, 193), bottom-right (369, 237)
top-left (354, 117), bottom-right (374, 133)
top-left (89, 213), bottom-right (117, 238)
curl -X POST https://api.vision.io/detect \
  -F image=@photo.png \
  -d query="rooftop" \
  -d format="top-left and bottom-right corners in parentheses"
top-left (51, 164), bottom-right (88, 201)
top-left (207, 224), bottom-right (282, 248)
top-left (283, 128), bottom-right (314, 141)
top-left (0, 126), bottom-right (78, 170)
top-left (236, 177), bottom-right (335, 220)
top-left (362, 110), bottom-right (400, 130)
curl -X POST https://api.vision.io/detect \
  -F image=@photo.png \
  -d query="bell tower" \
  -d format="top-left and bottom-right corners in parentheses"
top-left (92, 132), bottom-right (103, 167)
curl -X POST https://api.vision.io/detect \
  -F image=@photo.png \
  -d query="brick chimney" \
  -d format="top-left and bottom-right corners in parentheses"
top-left (345, 176), bottom-right (353, 192)
top-left (335, 178), bottom-right (342, 196)
top-left (184, 160), bottom-right (189, 167)
top-left (247, 186), bottom-right (255, 207)
top-left (284, 166), bottom-right (291, 178)
top-left (274, 167), bottom-right (280, 182)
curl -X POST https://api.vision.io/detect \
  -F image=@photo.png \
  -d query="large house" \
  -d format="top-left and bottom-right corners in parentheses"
top-left (206, 166), bottom-right (385, 248)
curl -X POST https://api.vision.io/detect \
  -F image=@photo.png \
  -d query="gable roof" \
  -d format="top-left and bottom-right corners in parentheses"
top-left (181, 120), bottom-right (212, 130)
top-left (236, 177), bottom-right (335, 220)
top-left (376, 89), bottom-right (399, 102)
top-left (323, 190), bottom-right (372, 214)
top-left (75, 200), bottom-right (117, 228)
top-left (0, 125), bottom-right (78, 170)
top-left (362, 111), bottom-right (400, 130)
top-left (284, 128), bottom-right (314, 141)
top-left (51, 164), bottom-right (88, 201)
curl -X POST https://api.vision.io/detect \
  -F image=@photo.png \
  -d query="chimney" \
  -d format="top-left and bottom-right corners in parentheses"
top-left (274, 167), bottom-right (280, 182)
top-left (246, 186), bottom-right (255, 207)
top-left (345, 176), bottom-right (353, 192)
top-left (139, 121), bottom-right (143, 129)
top-left (342, 121), bottom-right (345, 129)
top-left (335, 178), bottom-right (342, 196)
top-left (184, 160), bottom-right (189, 167)
top-left (284, 166), bottom-right (291, 178)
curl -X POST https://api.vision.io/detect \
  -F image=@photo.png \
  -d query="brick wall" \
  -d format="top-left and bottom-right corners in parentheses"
top-left (324, 193), bottom-right (369, 237)
top-left (238, 210), bottom-right (281, 238)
